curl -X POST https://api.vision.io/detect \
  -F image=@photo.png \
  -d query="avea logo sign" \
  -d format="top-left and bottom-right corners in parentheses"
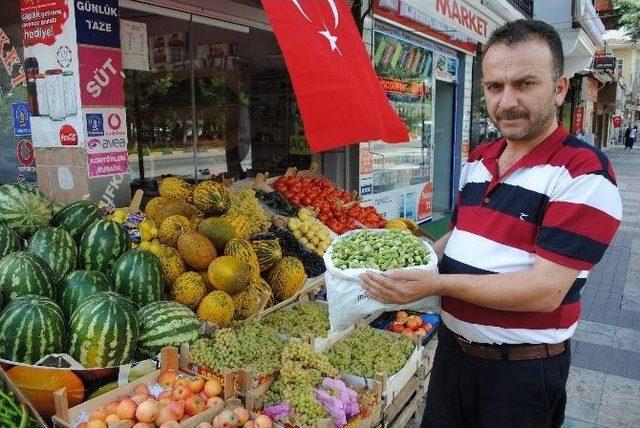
top-left (88, 137), bottom-right (127, 151)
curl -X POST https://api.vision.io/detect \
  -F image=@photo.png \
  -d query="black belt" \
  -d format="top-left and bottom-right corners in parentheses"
top-left (453, 334), bottom-right (567, 361)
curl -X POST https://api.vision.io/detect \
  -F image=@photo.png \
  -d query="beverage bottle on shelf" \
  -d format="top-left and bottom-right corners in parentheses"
top-left (25, 57), bottom-right (39, 116)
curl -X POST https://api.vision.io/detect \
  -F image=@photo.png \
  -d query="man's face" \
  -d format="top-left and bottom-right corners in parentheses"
top-left (482, 38), bottom-right (568, 142)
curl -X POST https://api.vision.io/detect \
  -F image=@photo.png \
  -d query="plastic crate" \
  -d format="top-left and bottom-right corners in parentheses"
top-left (370, 311), bottom-right (441, 346)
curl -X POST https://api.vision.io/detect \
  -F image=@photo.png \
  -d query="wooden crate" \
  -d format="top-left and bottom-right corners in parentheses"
top-left (52, 347), bottom-right (235, 428)
top-left (0, 365), bottom-right (48, 427)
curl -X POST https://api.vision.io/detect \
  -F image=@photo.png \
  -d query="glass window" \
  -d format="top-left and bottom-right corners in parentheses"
top-left (121, 7), bottom-right (312, 194)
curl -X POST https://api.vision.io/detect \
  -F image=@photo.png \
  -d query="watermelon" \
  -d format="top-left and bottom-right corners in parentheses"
top-left (28, 227), bottom-right (78, 284)
top-left (0, 251), bottom-right (56, 303)
top-left (0, 183), bottom-right (52, 237)
top-left (137, 301), bottom-right (201, 357)
top-left (0, 294), bottom-right (64, 364)
top-left (60, 270), bottom-right (113, 319)
top-left (113, 249), bottom-right (164, 307)
top-left (69, 291), bottom-right (139, 368)
top-left (52, 200), bottom-right (101, 243)
top-left (0, 223), bottom-right (22, 259)
top-left (79, 219), bottom-right (130, 275)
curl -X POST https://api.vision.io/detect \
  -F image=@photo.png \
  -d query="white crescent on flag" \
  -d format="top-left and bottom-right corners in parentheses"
top-left (290, 0), bottom-right (311, 21)
top-left (288, 0), bottom-right (342, 54)
top-left (326, 0), bottom-right (339, 28)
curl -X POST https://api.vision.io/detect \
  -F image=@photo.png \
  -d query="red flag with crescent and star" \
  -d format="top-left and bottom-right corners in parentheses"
top-left (261, 0), bottom-right (409, 152)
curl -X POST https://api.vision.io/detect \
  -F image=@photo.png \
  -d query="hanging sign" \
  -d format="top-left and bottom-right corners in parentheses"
top-left (74, 0), bottom-right (120, 48)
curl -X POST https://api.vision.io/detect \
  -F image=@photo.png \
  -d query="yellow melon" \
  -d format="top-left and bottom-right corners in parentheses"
top-left (178, 231), bottom-right (217, 270)
top-left (171, 271), bottom-right (207, 309)
top-left (197, 290), bottom-right (234, 327)
top-left (207, 256), bottom-right (251, 296)
top-left (159, 215), bottom-right (192, 247)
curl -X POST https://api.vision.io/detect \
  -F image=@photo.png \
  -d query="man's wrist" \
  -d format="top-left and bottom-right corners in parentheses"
top-left (432, 273), bottom-right (447, 296)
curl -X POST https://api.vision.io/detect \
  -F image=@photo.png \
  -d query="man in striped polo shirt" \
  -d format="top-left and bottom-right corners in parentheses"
top-left (362, 20), bottom-right (622, 428)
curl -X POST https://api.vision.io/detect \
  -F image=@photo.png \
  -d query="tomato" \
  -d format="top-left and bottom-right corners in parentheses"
top-left (302, 196), bottom-right (312, 205)
top-left (283, 190), bottom-right (294, 200)
top-left (291, 195), bottom-right (302, 205)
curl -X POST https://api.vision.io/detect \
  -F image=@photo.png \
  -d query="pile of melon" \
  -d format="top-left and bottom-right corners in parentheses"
top-left (140, 177), bottom-right (309, 327)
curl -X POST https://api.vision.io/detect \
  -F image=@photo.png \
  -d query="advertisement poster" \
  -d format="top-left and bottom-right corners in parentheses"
top-left (20, 0), bottom-right (83, 148)
top-left (74, 0), bottom-right (120, 48)
top-left (83, 107), bottom-right (129, 178)
top-left (120, 19), bottom-right (149, 71)
top-left (362, 27), bottom-right (434, 223)
top-left (434, 53), bottom-right (457, 82)
top-left (78, 45), bottom-right (124, 106)
top-left (0, 15), bottom-right (36, 184)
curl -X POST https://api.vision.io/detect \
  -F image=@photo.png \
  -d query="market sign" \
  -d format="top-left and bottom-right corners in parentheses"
top-left (593, 56), bottom-right (616, 71)
top-left (261, 0), bottom-right (409, 152)
top-left (399, 0), bottom-right (496, 45)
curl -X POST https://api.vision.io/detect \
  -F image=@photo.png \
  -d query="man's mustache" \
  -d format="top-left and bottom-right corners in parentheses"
top-left (496, 108), bottom-right (528, 120)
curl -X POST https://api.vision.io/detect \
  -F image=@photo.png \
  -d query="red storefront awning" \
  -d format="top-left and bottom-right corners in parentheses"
top-left (261, 0), bottom-right (409, 152)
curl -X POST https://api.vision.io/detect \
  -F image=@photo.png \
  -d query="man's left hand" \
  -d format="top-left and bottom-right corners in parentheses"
top-left (360, 269), bottom-right (441, 304)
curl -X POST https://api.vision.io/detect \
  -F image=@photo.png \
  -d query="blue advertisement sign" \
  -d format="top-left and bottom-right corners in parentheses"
top-left (86, 113), bottom-right (104, 137)
top-left (11, 103), bottom-right (31, 136)
top-left (75, 0), bottom-right (120, 48)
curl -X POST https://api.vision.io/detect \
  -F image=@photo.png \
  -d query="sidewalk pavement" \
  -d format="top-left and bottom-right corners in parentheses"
top-left (563, 146), bottom-right (640, 428)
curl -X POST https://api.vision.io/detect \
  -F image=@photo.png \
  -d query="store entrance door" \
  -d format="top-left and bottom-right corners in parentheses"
top-left (433, 81), bottom-right (455, 215)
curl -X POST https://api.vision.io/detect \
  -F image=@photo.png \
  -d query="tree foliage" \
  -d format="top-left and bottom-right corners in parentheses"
top-left (614, 0), bottom-right (640, 41)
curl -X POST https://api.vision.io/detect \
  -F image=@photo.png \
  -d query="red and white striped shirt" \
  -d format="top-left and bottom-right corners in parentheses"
top-left (442, 125), bottom-right (622, 344)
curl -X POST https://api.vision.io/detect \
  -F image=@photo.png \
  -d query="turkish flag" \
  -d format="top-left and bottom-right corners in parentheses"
top-left (261, 0), bottom-right (409, 152)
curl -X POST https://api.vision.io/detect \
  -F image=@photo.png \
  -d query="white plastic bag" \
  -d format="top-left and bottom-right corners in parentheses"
top-left (323, 229), bottom-right (440, 332)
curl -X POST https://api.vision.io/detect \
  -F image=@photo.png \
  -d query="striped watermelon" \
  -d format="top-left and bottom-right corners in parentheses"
top-left (0, 294), bottom-right (64, 364)
top-left (113, 249), bottom-right (164, 307)
top-left (60, 270), bottom-right (113, 319)
top-left (0, 183), bottom-right (52, 237)
top-left (0, 223), bottom-right (22, 259)
top-left (52, 200), bottom-right (101, 243)
top-left (28, 227), bottom-right (78, 284)
top-left (137, 301), bottom-right (201, 357)
top-left (69, 291), bottom-right (139, 368)
top-left (79, 219), bottom-right (130, 275)
top-left (0, 251), bottom-right (55, 303)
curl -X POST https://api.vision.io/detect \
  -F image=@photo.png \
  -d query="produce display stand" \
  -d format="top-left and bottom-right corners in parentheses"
top-left (52, 347), bottom-right (235, 428)
top-left (0, 365), bottom-right (48, 428)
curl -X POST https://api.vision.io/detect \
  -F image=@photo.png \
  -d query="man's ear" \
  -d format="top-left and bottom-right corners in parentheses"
top-left (554, 75), bottom-right (570, 107)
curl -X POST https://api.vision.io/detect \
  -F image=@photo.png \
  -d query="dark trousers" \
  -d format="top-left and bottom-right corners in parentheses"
top-left (421, 326), bottom-right (571, 428)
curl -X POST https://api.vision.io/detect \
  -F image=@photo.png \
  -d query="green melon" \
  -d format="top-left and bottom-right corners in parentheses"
top-left (113, 249), bottom-right (164, 308)
top-left (60, 270), bottom-right (112, 319)
top-left (197, 217), bottom-right (235, 252)
top-left (0, 294), bottom-right (64, 364)
top-left (137, 301), bottom-right (200, 357)
top-left (0, 183), bottom-right (52, 237)
top-left (69, 291), bottom-right (138, 368)
top-left (0, 251), bottom-right (56, 303)
top-left (79, 219), bottom-right (130, 275)
top-left (52, 200), bottom-right (101, 243)
top-left (28, 227), bottom-right (78, 284)
top-left (0, 223), bottom-right (22, 259)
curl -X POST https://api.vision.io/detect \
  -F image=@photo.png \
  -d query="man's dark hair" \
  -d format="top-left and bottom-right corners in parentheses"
top-left (483, 19), bottom-right (564, 80)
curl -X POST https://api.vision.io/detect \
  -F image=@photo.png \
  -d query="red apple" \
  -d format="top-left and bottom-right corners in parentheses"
top-left (156, 405), bottom-right (179, 426)
top-left (169, 400), bottom-right (185, 420)
top-left (188, 377), bottom-right (205, 394)
top-left (389, 322), bottom-right (404, 333)
top-left (89, 406), bottom-right (108, 421)
top-left (396, 311), bottom-right (409, 322)
top-left (117, 398), bottom-right (137, 420)
top-left (206, 396), bottom-right (224, 411)
top-left (157, 369), bottom-right (178, 389)
top-left (405, 316), bottom-right (421, 330)
top-left (203, 379), bottom-right (223, 397)
top-left (105, 401), bottom-right (119, 415)
top-left (172, 384), bottom-right (192, 401)
top-left (185, 394), bottom-right (205, 416)
top-left (136, 398), bottom-right (160, 423)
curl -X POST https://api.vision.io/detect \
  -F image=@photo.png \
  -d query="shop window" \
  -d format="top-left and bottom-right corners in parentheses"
top-left (121, 8), bottom-right (311, 194)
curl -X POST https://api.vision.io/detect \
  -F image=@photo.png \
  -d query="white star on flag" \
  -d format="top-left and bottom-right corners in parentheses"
top-left (319, 23), bottom-right (341, 55)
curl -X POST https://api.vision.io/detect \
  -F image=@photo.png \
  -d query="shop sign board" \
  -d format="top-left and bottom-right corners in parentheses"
top-left (120, 19), bottom-right (149, 71)
top-left (87, 150), bottom-right (129, 178)
top-left (400, 0), bottom-right (495, 44)
top-left (434, 53), bottom-right (457, 82)
top-left (74, 0), bottom-right (120, 48)
top-left (78, 45), bottom-right (124, 106)
top-left (612, 115), bottom-right (622, 128)
top-left (11, 102), bottom-right (31, 136)
top-left (20, 0), bottom-right (84, 148)
top-left (593, 56), bottom-right (616, 71)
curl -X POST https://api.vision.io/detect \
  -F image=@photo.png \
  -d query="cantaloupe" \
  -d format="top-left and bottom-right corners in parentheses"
top-left (207, 256), bottom-right (251, 296)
